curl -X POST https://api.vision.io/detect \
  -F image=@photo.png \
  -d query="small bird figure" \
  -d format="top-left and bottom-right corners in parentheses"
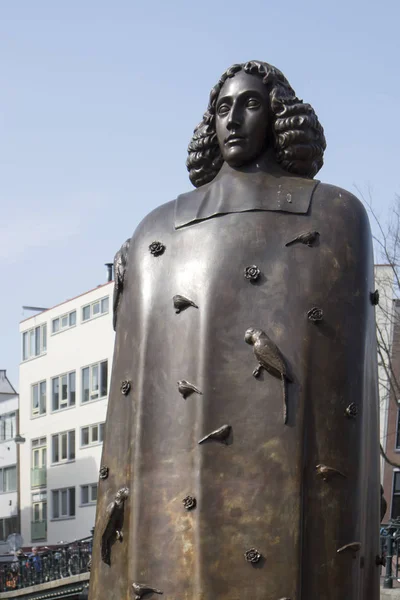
top-left (337, 541), bottom-right (361, 556)
top-left (177, 380), bottom-right (203, 399)
top-left (198, 424), bottom-right (232, 445)
top-left (245, 328), bottom-right (292, 424)
top-left (173, 295), bottom-right (199, 314)
top-left (113, 238), bottom-right (131, 331)
top-left (132, 583), bottom-right (163, 600)
top-left (101, 487), bottom-right (129, 565)
top-left (315, 464), bottom-right (346, 481)
top-left (285, 230), bottom-right (319, 247)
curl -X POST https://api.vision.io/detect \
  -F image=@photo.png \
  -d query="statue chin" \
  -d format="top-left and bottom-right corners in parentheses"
top-left (223, 149), bottom-right (260, 169)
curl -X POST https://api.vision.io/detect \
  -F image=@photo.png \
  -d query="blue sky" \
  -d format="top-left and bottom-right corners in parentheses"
top-left (1, 1), bottom-right (400, 389)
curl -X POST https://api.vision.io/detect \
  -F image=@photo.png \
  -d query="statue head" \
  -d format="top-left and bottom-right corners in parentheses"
top-left (187, 61), bottom-right (326, 188)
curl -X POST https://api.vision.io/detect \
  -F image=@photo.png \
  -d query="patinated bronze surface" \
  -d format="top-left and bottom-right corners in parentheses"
top-left (89, 61), bottom-right (380, 600)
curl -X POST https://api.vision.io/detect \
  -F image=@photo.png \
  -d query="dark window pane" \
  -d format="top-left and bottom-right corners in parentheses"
top-left (52, 491), bottom-right (59, 519)
top-left (29, 330), bottom-right (35, 357)
top-left (69, 488), bottom-right (75, 516)
top-left (395, 472), bottom-right (400, 493)
top-left (99, 423), bottom-right (104, 442)
top-left (61, 375), bottom-right (68, 402)
top-left (101, 297), bottom-right (109, 314)
top-left (35, 327), bottom-right (40, 356)
top-left (23, 332), bottom-right (28, 360)
top-left (92, 426), bottom-right (98, 443)
top-left (32, 385), bottom-right (39, 412)
top-left (100, 361), bottom-right (108, 397)
top-left (91, 485), bottom-right (98, 502)
top-left (81, 428), bottom-right (89, 446)
top-left (52, 378), bottom-right (59, 411)
top-left (52, 319), bottom-right (60, 333)
top-left (42, 324), bottom-right (47, 351)
top-left (52, 436), bottom-right (59, 463)
top-left (40, 382), bottom-right (46, 414)
top-left (393, 494), bottom-right (400, 519)
top-left (61, 434), bottom-right (67, 460)
top-left (69, 311), bottom-right (76, 326)
top-left (68, 431), bottom-right (75, 460)
top-left (91, 365), bottom-right (99, 399)
top-left (82, 305), bottom-right (90, 321)
top-left (82, 368), bottom-right (89, 403)
top-left (69, 372), bottom-right (76, 406)
top-left (61, 490), bottom-right (67, 515)
top-left (81, 486), bottom-right (89, 505)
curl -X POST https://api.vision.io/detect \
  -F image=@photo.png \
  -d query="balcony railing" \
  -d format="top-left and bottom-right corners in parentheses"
top-left (31, 467), bottom-right (46, 488)
top-left (0, 536), bottom-right (92, 593)
top-left (31, 520), bottom-right (47, 541)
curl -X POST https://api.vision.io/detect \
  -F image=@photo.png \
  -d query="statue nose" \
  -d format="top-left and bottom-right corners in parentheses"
top-left (227, 108), bottom-right (242, 129)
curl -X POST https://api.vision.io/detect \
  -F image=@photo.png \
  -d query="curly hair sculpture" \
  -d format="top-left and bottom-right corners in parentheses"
top-left (186, 61), bottom-right (326, 188)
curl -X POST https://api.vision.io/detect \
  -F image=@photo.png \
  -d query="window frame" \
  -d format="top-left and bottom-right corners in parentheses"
top-left (0, 465), bottom-right (17, 493)
top-left (80, 483), bottom-right (98, 506)
top-left (80, 422), bottom-right (105, 448)
top-left (22, 324), bottom-right (47, 361)
top-left (81, 296), bottom-right (109, 323)
top-left (51, 487), bottom-right (75, 520)
top-left (31, 380), bottom-right (47, 417)
top-left (51, 310), bottom-right (77, 335)
top-left (81, 360), bottom-right (108, 404)
top-left (0, 412), bottom-right (16, 442)
top-left (0, 516), bottom-right (18, 541)
top-left (51, 371), bottom-right (76, 412)
top-left (51, 430), bottom-right (76, 465)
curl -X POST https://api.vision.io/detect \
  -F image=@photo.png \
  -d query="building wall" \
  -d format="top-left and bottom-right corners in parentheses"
top-left (19, 282), bottom-right (115, 546)
top-left (0, 392), bottom-right (19, 534)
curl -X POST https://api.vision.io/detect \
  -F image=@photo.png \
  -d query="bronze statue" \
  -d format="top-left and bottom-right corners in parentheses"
top-left (89, 61), bottom-right (380, 600)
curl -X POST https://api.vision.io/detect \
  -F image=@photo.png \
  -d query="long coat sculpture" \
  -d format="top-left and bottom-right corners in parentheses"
top-left (89, 61), bottom-right (380, 600)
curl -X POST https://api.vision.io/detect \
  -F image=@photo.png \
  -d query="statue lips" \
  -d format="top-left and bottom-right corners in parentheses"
top-left (225, 133), bottom-right (246, 147)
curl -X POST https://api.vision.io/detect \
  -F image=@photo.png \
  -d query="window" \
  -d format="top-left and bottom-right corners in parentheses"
top-left (32, 491), bottom-right (47, 521)
top-left (80, 484), bottom-right (98, 506)
top-left (82, 361), bottom-right (108, 402)
top-left (81, 423), bottom-right (105, 447)
top-left (31, 437), bottom-right (47, 487)
top-left (52, 371), bottom-right (76, 411)
top-left (52, 310), bottom-right (77, 334)
top-left (52, 487), bottom-right (75, 519)
top-left (0, 412), bottom-right (16, 442)
top-left (22, 324), bottom-right (47, 361)
top-left (31, 491), bottom-right (47, 540)
top-left (392, 472), bottom-right (400, 518)
top-left (0, 516), bottom-right (18, 541)
top-left (0, 466), bottom-right (17, 492)
top-left (32, 381), bottom-right (46, 416)
top-left (82, 296), bottom-right (109, 322)
top-left (51, 430), bottom-right (75, 464)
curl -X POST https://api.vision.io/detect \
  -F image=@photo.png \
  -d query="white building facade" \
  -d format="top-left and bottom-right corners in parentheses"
top-left (0, 370), bottom-right (19, 542)
top-left (19, 282), bottom-right (115, 546)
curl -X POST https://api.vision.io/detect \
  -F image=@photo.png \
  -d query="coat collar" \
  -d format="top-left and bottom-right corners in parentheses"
top-left (175, 163), bottom-right (319, 229)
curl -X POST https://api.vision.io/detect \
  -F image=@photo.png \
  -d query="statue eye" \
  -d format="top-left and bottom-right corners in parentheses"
top-left (217, 103), bottom-right (230, 116)
top-left (246, 98), bottom-right (261, 109)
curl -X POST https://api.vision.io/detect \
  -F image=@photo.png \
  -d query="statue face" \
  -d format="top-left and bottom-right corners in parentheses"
top-left (215, 71), bottom-right (270, 167)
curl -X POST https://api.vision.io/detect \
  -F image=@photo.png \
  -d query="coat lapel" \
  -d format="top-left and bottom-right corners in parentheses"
top-left (175, 168), bottom-right (320, 229)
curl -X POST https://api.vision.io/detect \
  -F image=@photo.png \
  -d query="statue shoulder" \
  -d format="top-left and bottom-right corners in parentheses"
top-left (112, 199), bottom-right (176, 330)
top-left (312, 182), bottom-right (370, 233)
